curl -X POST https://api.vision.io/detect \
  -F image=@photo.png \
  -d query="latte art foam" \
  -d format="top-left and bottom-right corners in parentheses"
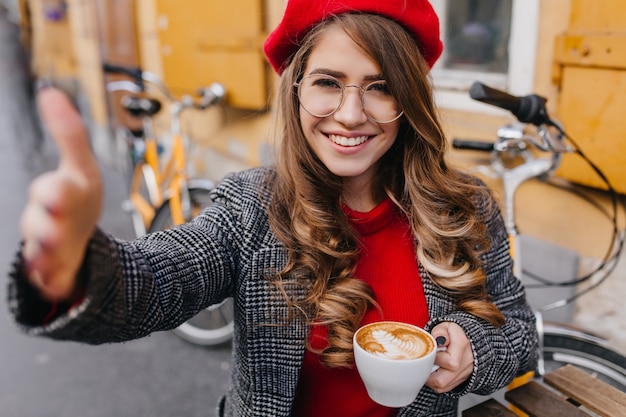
top-left (356, 322), bottom-right (434, 360)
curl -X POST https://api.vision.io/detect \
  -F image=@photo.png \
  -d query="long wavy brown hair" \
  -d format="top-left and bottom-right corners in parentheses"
top-left (267, 13), bottom-right (505, 368)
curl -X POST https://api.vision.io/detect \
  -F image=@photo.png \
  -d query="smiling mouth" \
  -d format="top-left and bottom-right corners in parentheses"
top-left (328, 134), bottom-right (370, 147)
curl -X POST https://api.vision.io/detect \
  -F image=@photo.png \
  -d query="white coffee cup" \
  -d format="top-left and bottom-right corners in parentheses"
top-left (353, 321), bottom-right (443, 407)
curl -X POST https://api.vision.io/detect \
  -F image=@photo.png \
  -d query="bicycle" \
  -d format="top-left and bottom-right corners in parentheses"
top-left (102, 62), bottom-right (235, 346)
top-left (452, 82), bottom-right (626, 403)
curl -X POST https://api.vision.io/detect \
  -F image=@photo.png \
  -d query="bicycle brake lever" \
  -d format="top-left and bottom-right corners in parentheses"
top-left (196, 83), bottom-right (226, 109)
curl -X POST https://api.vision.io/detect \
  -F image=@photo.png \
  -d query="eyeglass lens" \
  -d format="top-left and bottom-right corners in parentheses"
top-left (297, 75), bottom-right (402, 123)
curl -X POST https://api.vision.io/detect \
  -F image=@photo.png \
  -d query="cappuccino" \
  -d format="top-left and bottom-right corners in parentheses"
top-left (353, 321), bottom-right (440, 407)
top-left (355, 321), bottom-right (434, 360)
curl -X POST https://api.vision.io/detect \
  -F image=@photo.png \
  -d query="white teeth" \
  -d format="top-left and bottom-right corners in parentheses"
top-left (329, 135), bottom-right (369, 147)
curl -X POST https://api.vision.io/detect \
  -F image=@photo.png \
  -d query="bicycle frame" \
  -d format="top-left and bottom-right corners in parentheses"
top-left (156, 101), bottom-right (192, 226)
top-left (103, 62), bottom-right (235, 347)
top-left (104, 63), bottom-right (225, 236)
top-left (493, 124), bottom-right (564, 278)
top-left (127, 132), bottom-right (190, 233)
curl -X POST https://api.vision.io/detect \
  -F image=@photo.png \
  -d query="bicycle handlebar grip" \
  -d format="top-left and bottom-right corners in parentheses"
top-left (469, 82), bottom-right (552, 126)
top-left (469, 82), bottom-right (520, 114)
top-left (452, 139), bottom-right (494, 152)
top-left (102, 62), bottom-right (145, 90)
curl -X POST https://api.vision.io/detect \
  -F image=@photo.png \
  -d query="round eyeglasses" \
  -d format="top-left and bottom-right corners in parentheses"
top-left (294, 74), bottom-right (403, 124)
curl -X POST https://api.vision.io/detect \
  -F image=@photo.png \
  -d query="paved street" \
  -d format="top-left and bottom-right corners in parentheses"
top-left (0, 8), bottom-right (231, 417)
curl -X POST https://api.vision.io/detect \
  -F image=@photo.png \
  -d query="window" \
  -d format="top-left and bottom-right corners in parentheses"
top-left (429, 0), bottom-right (540, 113)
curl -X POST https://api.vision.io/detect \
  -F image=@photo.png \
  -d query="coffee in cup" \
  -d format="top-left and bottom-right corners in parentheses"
top-left (353, 321), bottom-right (440, 407)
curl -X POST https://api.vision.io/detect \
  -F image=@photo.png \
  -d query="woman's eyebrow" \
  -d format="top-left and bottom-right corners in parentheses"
top-left (306, 68), bottom-right (384, 81)
top-left (363, 74), bottom-right (385, 82)
top-left (307, 68), bottom-right (345, 78)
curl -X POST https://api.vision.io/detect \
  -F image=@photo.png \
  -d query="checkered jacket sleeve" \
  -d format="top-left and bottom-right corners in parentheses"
top-left (8, 167), bottom-right (280, 342)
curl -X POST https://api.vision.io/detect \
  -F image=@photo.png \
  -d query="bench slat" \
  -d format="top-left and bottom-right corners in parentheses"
top-left (544, 364), bottom-right (626, 417)
top-left (461, 398), bottom-right (518, 417)
top-left (504, 380), bottom-right (588, 417)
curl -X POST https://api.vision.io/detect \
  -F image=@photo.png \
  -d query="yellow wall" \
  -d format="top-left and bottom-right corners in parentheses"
top-left (27, 0), bottom-right (109, 125)
top-left (153, 0), bottom-right (268, 110)
top-left (66, 0), bottom-right (107, 125)
top-left (551, 0), bottom-right (626, 193)
top-left (28, 0), bottom-right (76, 79)
top-left (132, 0), bottom-right (280, 175)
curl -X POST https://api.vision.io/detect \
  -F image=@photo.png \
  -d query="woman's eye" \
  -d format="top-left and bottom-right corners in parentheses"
top-left (367, 82), bottom-right (391, 95)
top-left (314, 77), bottom-right (341, 89)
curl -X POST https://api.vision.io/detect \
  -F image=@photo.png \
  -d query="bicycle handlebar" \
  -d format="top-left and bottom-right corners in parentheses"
top-left (452, 139), bottom-right (494, 152)
top-left (103, 62), bottom-right (145, 90)
top-left (102, 61), bottom-right (225, 110)
top-left (102, 62), bottom-right (142, 79)
top-left (103, 62), bottom-right (176, 101)
top-left (469, 82), bottom-right (554, 127)
top-left (195, 83), bottom-right (226, 110)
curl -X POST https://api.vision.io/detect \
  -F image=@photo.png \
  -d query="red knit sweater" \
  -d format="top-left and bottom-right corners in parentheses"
top-left (292, 197), bottom-right (429, 417)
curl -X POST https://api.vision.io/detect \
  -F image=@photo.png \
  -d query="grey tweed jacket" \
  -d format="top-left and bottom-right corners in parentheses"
top-left (9, 166), bottom-right (538, 417)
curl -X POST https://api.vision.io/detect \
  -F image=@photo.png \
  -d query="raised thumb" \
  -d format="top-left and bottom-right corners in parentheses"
top-left (37, 87), bottom-right (96, 173)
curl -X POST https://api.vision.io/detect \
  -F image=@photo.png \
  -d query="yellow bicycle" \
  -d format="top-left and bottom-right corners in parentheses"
top-left (103, 62), bottom-right (234, 346)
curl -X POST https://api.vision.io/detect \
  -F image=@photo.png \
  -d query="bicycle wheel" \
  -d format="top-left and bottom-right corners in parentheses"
top-left (149, 186), bottom-right (235, 346)
top-left (540, 322), bottom-right (626, 391)
top-left (172, 298), bottom-right (235, 346)
top-left (149, 185), bottom-right (212, 231)
top-left (459, 322), bottom-right (626, 415)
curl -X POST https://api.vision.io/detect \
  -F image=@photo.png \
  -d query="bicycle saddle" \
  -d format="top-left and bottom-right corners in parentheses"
top-left (121, 96), bottom-right (162, 118)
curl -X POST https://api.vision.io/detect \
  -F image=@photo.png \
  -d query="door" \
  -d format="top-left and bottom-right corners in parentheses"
top-left (553, 0), bottom-right (626, 193)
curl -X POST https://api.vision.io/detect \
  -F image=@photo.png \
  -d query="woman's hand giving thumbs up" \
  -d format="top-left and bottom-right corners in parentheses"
top-left (20, 87), bottom-right (103, 302)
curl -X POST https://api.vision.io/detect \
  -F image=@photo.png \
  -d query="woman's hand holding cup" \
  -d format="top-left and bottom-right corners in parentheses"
top-left (427, 322), bottom-right (475, 393)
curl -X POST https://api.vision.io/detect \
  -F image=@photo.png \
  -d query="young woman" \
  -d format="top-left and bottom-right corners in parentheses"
top-left (10, 1), bottom-right (538, 416)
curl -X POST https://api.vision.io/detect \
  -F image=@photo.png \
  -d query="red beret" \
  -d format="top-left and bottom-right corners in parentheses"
top-left (263, 0), bottom-right (443, 74)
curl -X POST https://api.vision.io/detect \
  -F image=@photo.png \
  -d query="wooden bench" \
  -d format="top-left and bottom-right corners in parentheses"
top-left (462, 364), bottom-right (626, 417)
top-left (462, 398), bottom-right (517, 417)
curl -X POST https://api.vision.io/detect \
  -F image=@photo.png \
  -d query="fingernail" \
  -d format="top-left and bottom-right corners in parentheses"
top-left (436, 336), bottom-right (447, 346)
top-left (36, 77), bottom-right (53, 92)
top-left (29, 269), bottom-right (44, 288)
top-left (22, 239), bottom-right (39, 263)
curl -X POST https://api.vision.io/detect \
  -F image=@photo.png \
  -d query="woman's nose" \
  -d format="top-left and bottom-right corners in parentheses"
top-left (333, 86), bottom-right (368, 125)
